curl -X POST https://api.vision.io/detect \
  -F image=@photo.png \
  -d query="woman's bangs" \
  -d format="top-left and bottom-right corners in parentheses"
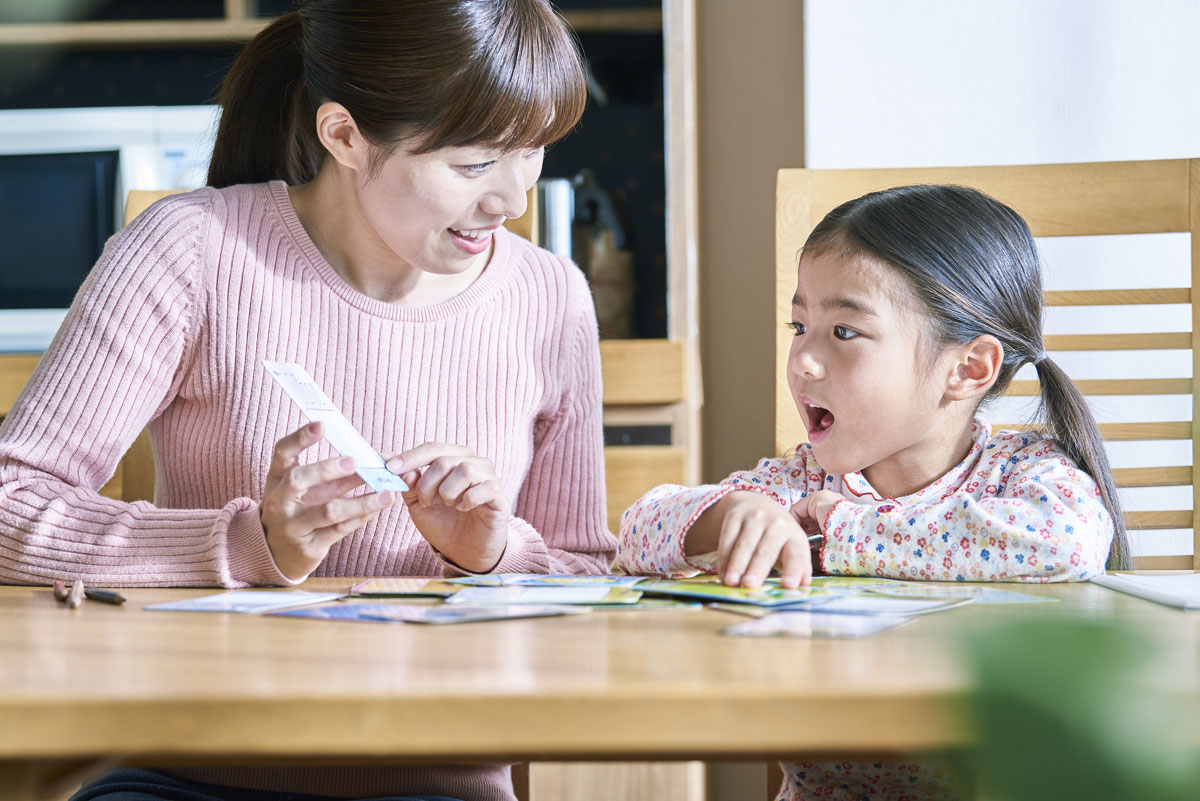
top-left (415, 5), bottom-right (586, 153)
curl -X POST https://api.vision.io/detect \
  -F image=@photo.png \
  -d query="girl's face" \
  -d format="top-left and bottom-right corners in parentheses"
top-left (787, 249), bottom-right (959, 494)
top-left (354, 143), bottom-right (545, 276)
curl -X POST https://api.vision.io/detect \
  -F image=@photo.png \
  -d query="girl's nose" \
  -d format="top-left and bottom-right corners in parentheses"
top-left (790, 347), bottom-right (823, 380)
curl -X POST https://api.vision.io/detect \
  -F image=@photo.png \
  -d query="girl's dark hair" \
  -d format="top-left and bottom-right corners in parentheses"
top-left (803, 184), bottom-right (1130, 571)
top-left (208, 0), bottom-right (587, 187)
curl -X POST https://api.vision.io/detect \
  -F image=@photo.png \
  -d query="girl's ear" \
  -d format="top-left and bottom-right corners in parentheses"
top-left (944, 334), bottom-right (1004, 401)
top-left (313, 101), bottom-right (369, 172)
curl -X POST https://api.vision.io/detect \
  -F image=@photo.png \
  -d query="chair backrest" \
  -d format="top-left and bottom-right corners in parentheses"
top-left (776, 160), bottom-right (1200, 571)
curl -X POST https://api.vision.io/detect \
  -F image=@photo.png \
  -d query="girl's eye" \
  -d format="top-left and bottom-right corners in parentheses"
top-left (833, 325), bottom-right (858, 340)
top-left (787, 321), bottom-right (805, 336)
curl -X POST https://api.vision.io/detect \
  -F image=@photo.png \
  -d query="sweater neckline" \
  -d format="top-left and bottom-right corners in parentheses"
top-left (266, 180), bottom-right (511, 322)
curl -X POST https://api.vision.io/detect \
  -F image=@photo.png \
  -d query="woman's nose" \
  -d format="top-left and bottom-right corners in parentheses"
top-left (483, 161), bottom-right (529, 220)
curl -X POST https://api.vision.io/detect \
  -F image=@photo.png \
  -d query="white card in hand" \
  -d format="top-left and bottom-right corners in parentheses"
top-left (262, 360), bottom-right (409, 492)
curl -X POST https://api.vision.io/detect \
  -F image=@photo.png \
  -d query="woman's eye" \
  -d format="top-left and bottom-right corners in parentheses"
top-left (833, 325), bottom-right (858, 340)
top-left (461, 161), bottom-right (497, 175)
top-left (523, 146), bottom-right (545, 159)
top-left (787, 321), bottom-right (805, 336)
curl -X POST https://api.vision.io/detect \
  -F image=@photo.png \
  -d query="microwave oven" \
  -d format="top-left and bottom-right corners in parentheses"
top-left (0, 105), bottom-right (219, 352)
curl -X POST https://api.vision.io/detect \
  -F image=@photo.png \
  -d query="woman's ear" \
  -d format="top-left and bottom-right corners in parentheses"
top-left (313, 101), bottom-right (369, 172)
top-left (944, 334), bottom-right (1004, 401)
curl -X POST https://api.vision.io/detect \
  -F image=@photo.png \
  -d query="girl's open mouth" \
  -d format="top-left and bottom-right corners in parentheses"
top-left (803, 402), bottom-right (836, 441)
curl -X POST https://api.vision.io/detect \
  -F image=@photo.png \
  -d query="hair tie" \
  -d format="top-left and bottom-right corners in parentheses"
top-left (1032, 351), bottom-right (1049, 365)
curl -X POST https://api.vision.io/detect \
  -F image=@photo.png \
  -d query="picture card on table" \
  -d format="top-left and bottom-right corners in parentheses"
top-left (723, 610), bottom-right (914, 639)
top-left (268, 602), bottom-right (591, 624)
top-left (145, 591), bottom-right (345, 614)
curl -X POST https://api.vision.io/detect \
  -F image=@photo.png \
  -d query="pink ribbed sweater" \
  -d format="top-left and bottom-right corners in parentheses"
top-left (0, 181), bottom-right (613, 799)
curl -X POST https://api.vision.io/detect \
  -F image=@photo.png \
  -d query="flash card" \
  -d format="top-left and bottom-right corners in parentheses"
top-left (262, 360), bottom-right (409, 492)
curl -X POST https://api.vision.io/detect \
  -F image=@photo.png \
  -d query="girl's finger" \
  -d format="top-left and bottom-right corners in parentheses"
top-left (721, 518), bottom-right (764, 587)
top-left (778, 538), bottom-right (813, 589)
top-left (740, 528), bottom-right (787, 588)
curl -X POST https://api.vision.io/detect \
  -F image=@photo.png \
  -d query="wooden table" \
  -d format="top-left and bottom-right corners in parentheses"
top-left (1, 578), bottom-right (1197, 799)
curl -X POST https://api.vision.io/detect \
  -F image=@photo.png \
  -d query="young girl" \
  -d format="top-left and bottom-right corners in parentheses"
top-left (618, 184), bottom-right (1130, 801)
top-left (0, 2), bottom-right (609, 799)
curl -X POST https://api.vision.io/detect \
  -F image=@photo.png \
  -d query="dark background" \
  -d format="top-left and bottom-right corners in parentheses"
top-left (0, 0), bottom-right (668, 337)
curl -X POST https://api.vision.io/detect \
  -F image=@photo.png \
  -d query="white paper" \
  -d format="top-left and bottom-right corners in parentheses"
top-left (1091, 572), bottom-right (1200, 610)
top-left (262, 360), bottom-right (409, 492)
top-left (445, 586), bottom-right (622, 605)
top-left (144, 590), bottom-right (345, 613)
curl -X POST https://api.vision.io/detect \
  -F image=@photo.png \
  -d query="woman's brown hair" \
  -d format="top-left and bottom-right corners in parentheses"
top-left (207, 0), bottom-right (587, 188)
top-left (802, 185), bottom-right (1131, 571)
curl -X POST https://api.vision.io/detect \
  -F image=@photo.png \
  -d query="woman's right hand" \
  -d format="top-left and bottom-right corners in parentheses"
top-left (261, 422), bottom-right (395, 580)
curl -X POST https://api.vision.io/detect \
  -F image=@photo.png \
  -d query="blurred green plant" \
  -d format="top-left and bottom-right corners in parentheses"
top-left (960, 617), bottom-right (1198, 801)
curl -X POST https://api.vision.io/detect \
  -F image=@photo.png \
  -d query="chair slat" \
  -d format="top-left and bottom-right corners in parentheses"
top-left (1043, 332), bottom-right (1191, 351)
top-left (991, 421), bottom-right (1194, 440)
top-left (1112, 466), bottom-right (1192, 488)
top-left (1007, 378), bottom-right (1192, 396)
top-left (1125, 510), bottom-right (1193, 529)
top-left (1132, 555), bottom-right (1196, 570)
top-left (1044, 288), bottom-right (1190, 306)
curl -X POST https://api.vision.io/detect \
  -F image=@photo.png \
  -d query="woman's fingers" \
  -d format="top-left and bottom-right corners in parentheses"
top-left (268, 422), bottom-right (324, 480)
top-left (292, 490), bottom-right (394, 535)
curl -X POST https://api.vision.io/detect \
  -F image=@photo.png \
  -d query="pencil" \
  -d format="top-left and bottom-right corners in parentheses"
top-left (67, 578), bottom-right (85, 609)
top-left (84, 588), bottom-right (127, 605)
top-left (52, 580), bottom-right (70, 602)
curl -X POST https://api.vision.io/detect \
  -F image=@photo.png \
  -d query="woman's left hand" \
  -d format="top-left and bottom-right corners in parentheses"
top-left (387, 443), bottom-right (510, 573)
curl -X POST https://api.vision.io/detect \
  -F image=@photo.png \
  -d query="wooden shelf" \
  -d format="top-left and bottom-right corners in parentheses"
top-left (0, 9), bottom-right (662, 47)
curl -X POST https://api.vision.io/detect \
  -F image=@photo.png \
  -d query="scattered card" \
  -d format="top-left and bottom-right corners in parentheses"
top-left (802, 594), bottom-right (971, 616)
top-left (723, 610), bottom-right (913, 638)
top-left (445, 586), bottom-right (643, 605)
top-left (268, 602), bottom-right (590, 624)
top-left (635, 578), bottom-right (844, 607)
top-left (262, 360), bottom-right (408, 492)
top-left (144, 590), bottom-right (345, 614)
top-left (446, 573), bottom-right (646, 588)
top-left (349, 577), bottom-right (460, 597)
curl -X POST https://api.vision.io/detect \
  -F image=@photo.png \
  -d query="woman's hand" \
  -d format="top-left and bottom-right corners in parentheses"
top-left (387, 443), bottom-right (511, 573)
top-left (708, 491), bottom-right (813, 589)
top-left (261, 422), bottom-right (395, 581)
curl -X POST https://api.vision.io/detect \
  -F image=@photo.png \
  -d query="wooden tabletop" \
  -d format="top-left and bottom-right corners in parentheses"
top-left (1, 578), bottom-right (1197, 765)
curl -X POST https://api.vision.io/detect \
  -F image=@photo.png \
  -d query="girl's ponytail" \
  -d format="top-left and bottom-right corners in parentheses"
top-left (1034, 356), bottom-right (1131, 570)
top-left (207, 12), bottom-right (321, 188)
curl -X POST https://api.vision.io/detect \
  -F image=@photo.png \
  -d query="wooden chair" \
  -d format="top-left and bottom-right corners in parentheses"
top-left (775, 159), bottom-right (1200, 571)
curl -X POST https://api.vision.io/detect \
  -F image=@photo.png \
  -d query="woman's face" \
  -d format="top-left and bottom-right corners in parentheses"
top-left (354, 143), bottom-right (545, 276)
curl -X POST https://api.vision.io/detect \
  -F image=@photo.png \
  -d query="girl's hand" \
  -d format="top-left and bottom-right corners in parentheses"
top-left (711, 491), bottom-right (813, 590)
top-left (790, 489), bottom-right (842, 536)
top-left (387, 443), bottom-right (511, 573)
top-left (262, 422), bottom-right (395, 581)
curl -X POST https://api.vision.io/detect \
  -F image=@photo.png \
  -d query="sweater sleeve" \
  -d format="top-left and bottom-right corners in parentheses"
top-left (616, 454), bottom-right (809, 576)
top-left (820, 435), bottom-right (1114, 583)
top-left (442, 267), bottom-right (614, 577)
top-left (0, 192), bottom-right (291, 588)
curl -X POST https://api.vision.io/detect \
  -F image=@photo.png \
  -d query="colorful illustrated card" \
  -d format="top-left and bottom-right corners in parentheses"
top-left (349, 578), bottom-right (460, 597)
top-left (268, 602), bottom-right (589, 624)
top-left (144, 590), bottom-right (345, 614)
top-left (444, 586), bottom-right (643, 606)
top-left (723, 610), bottom-right (913, 639)
top-left (446, 573), bottom-right (646, 588)
top-left (262, 360), bottom-right (408, 492)
top-left (634, 578), bottom-right (844, 607)
top-left (801, 594), bottom-right (971, 616)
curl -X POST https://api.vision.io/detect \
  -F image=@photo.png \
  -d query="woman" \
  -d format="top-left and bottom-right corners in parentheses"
top-left (0, 2), bottom-right (612, 798)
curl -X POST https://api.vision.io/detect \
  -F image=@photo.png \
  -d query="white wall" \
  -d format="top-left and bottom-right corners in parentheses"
top-left (803, 0), bottom-right (1200, 559)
